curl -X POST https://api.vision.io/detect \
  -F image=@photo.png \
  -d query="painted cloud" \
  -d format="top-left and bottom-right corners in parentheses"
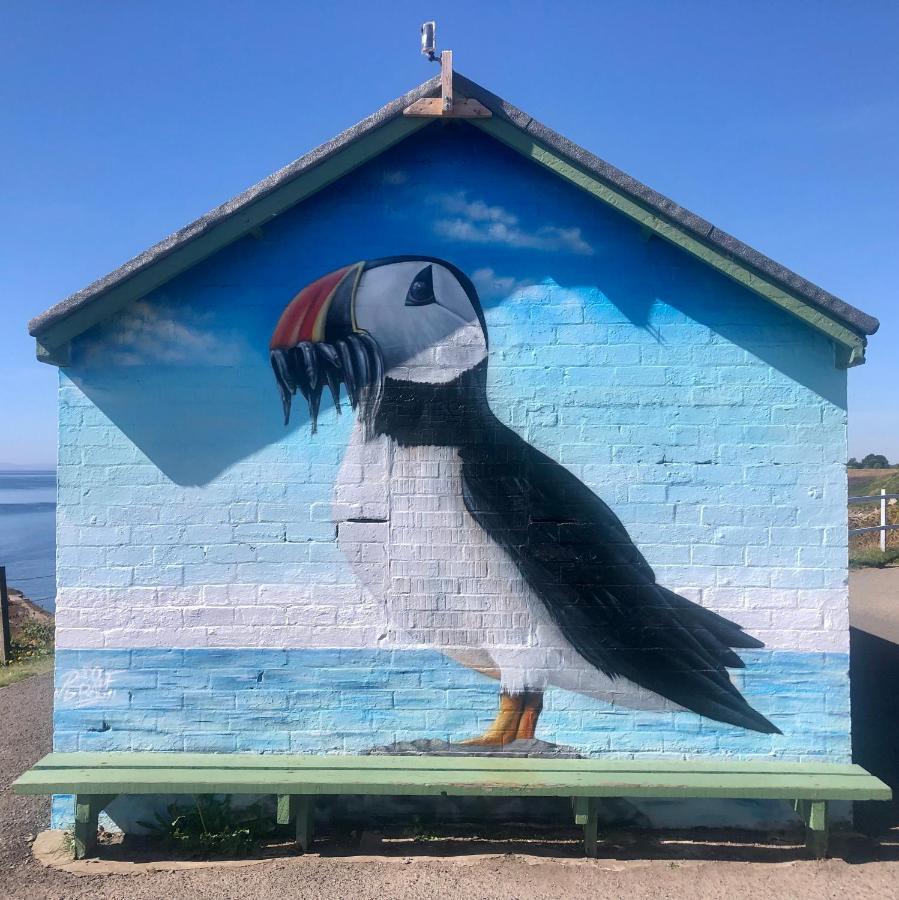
top-left (432, 192), bottom-right (594, 255)
top-left (471, 267), bottom-right (540, 300)
top-left (79, 300), bottom-right (249, 367)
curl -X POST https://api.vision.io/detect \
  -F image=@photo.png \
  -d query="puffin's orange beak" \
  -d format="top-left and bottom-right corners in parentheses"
top-left (270, 263), bottom-right (361, 350)
top-left (270, 262), bottom-right (382, 433)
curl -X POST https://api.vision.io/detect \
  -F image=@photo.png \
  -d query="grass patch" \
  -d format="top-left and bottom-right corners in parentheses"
top-left (848, 468), bottom-right (899, 497)
top-left (850, 547), bottom-right (899, 569)
top-left (138, 796), bottom-right (273, 858)
top-left (0, 654), bottom-right (54, 688)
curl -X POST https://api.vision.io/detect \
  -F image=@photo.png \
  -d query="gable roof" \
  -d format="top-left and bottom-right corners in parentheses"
top-left (28, 71), bottom-right (878, 368)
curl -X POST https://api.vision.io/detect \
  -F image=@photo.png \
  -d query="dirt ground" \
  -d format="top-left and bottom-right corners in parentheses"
top-left (3, 674), bottom-right (899, 900)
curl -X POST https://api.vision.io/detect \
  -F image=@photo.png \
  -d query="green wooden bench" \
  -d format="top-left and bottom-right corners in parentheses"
top-left (13, 752), bottom-right (890, 860)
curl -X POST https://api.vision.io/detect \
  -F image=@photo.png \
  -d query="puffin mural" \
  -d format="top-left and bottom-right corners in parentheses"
top-left (270, 256), bottom-right (780, 747)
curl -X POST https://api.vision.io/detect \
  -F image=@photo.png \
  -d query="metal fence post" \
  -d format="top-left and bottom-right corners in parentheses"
top-left (0, 566), bottom-right (11, 665)
top-left (882, 489), bottom-right (888, 553)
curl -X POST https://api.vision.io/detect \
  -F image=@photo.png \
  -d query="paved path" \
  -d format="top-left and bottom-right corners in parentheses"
top-left (850, 567), bottom-right (899, 644)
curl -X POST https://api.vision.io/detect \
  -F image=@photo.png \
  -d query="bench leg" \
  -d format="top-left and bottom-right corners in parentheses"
top-left (276, 794), bottom-right (315, 852)
top-left (805, 800), bottom-right (829, 859)
top-left (572, 797), bottom-right (598, 858)
top-left (73, 794), bottom-right (115, 859)
top-left (794, 799), bottom-right (828, 858)
top-left (295, 796), bottom-right (315, 852)
top-left (276, 794), bottom-right (294, 826)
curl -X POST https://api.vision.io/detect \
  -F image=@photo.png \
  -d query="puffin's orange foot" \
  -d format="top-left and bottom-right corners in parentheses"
top-left (459, 690), bottom-right (544, 746)
top-left (460, 690), bottom-right (523, 746)
top-left (515, 690), bottom-right (544, 740)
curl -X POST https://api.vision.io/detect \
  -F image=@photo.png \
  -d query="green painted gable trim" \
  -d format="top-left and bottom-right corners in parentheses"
top-left (474, 117), bottom-right (867, 367)
top-left (30, 71), bottom-right (875, 368)
top-left (33, 116), bottom-right (431, 356)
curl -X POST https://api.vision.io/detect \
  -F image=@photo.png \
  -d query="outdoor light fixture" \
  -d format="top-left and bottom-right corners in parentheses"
top-left (420, 21), bottom-right (437, 61)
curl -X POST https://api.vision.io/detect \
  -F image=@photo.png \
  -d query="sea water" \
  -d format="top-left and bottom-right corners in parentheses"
top-left (0, 471), bottom-right (56, 611)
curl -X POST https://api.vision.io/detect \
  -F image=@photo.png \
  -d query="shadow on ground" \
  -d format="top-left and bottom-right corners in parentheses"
top-left (62, 823), bottom-right (899, 869)
top-left (851, 626), bottom-right (899, 834)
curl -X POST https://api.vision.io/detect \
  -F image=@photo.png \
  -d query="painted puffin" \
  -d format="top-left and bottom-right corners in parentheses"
top-left (270, 256), bottom-right (779, 745)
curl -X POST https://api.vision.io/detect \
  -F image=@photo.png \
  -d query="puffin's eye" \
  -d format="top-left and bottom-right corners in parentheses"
top-left (405, 265), bottom-right (436, 307)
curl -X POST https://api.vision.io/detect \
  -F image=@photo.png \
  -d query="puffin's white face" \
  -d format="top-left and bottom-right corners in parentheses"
top-left (354, 260), bottom-right (486, 384)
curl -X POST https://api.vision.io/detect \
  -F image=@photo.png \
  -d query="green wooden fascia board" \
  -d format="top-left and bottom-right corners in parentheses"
top-left (33, 116), bottom-right (432, 359)
top-left (834, 341), bottom-right (866, 368)
top-left (474, 118), bottom-right (867, 368)
top-left (36, 339), bottom-right (70, 367)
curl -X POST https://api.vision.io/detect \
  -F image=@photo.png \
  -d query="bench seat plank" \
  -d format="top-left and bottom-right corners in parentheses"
top-left (26, 752), bottom-right (871, 777)
top-left (13, 765), bottom-right (892, 801)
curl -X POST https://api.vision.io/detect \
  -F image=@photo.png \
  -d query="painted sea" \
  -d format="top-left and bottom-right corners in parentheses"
top-left (0, 470), bottom-right (56, 611)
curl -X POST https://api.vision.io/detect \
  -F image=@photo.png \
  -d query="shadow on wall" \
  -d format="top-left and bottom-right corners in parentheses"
top-left (850, 626), bottom-right (899, 832)
top-left (68, 361), bottom-right (318, 487)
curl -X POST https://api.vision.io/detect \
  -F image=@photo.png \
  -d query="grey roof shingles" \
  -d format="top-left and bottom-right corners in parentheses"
top-left (28, 71), bottom-right (879, 341)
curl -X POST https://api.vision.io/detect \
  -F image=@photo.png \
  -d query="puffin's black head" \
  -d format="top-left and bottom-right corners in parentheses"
top-left (269, 256), bottom-right (488, 435)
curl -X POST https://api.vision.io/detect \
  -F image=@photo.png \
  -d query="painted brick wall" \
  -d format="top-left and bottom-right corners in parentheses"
top-left (51, 124), bottom-right (850, 828)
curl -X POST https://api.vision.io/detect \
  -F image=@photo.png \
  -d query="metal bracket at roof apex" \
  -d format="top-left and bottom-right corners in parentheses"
top-left (403, 50), bottom-right (492, 119)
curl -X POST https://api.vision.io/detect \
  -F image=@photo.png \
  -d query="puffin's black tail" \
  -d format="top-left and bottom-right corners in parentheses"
top-left (458, 418), bottom-right (782, 737)
top-left (685, 686), bottom-right (782, 735)
top-left (656, 587), bottom-right (780, 734)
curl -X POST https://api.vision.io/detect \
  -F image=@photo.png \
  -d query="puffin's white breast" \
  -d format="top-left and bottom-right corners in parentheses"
top-left (333, 421), bottom-right (671, 710)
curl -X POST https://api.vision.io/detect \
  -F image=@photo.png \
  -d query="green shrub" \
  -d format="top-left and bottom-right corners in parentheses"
top-left (10, 619), bottom-right (55, 662)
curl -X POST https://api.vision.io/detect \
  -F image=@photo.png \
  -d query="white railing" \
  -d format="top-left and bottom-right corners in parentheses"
top-left (849, 489), bottom-right (899, 552)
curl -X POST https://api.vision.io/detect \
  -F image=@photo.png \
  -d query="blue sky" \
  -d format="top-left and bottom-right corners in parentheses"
top-left (2, 1), bottom-right (897, 467)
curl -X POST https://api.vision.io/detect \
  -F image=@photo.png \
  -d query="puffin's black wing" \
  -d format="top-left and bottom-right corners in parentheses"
top-left (459, 426), bottom-right (779, 735)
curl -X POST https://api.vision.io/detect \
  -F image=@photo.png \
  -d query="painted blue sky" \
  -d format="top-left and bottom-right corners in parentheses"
top-left (67, 125), bottom-right (845, 494)
top-left (2, 1), bottom-right (897, 466)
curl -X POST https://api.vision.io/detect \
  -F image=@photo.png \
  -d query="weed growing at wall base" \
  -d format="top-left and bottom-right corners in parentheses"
top-left (138, 796), bottom-right (273, 858)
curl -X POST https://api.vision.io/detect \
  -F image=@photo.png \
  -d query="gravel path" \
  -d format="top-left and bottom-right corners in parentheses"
top-left (3, 673), bottom-right (899, 899)
top-left (0, 672), bottom-right (52, 874)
